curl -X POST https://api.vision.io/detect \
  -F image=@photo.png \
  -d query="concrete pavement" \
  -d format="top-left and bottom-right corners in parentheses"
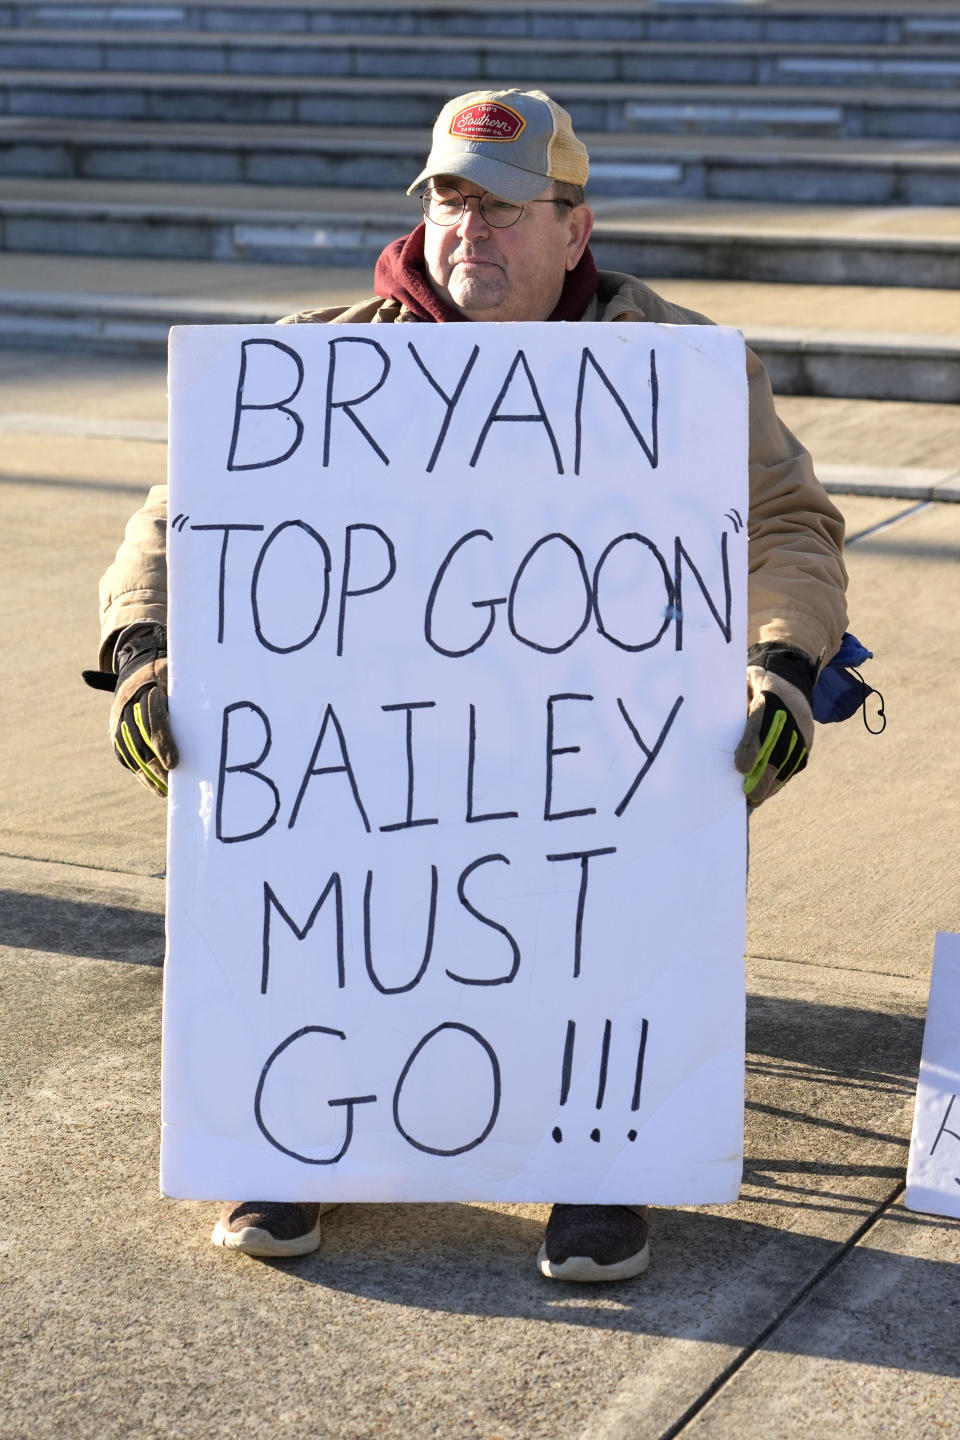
top-left (4, 0), bottom-right (960, 1427)
top-left (4, 181), bottom-right (960, 289)
top-left (2, 327), bottom-right (960, 1439)
top-left (6, 246), bottom-right (960, 405)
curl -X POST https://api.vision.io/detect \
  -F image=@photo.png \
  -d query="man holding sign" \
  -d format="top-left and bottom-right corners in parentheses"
top-left (90, 90), bottom-right (847, 1281)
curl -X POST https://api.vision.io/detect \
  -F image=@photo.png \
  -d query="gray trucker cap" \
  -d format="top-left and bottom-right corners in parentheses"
top-left (408, 89), bottom-right (589, 203)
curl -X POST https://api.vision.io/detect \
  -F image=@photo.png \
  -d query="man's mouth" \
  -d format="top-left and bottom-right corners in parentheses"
top-left (452, 254), bottom-right (501, 270)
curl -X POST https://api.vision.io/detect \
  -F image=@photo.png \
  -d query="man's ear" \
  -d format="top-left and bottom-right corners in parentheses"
top-left (565, 205), bottom-right (594, 271)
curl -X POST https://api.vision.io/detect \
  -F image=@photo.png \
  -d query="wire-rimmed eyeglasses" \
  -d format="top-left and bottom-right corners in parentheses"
top-left (421, 185), bottom-right (573, 229)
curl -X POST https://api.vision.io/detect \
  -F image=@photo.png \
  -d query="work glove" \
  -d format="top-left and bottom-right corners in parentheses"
top-left (734, 644), bottom-right (817, 808)
top-left (108, 625), bottom-right (178, 797)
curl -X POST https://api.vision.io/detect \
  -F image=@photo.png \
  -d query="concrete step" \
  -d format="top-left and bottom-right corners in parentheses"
top-left (2, 118), bottom-right (957, 204)
top-left (4, 29), bottom-right (960, 89)
top-left (0, 178), bottom-right (420, 267)
top-left (2, 70), bottom-right (958, 142)
top-left (0, 180), bottom-right (956, 289)
top-left (649, 273), bottom-right (960, 402)
top-left (591, 200), bottom-right (960, 288)
top-left (12, 392), bottom-right (960, 501)
top-left (0, 251), bottom-right (956, 404)
top-left (6, 2), bottom-right (960, 48)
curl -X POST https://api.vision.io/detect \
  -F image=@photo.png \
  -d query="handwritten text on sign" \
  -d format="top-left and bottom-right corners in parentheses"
top-left (161, 322), bottom-right (748, 1203)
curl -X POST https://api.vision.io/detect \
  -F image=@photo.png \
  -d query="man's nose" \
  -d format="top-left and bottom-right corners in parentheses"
top-left (456, 196), bottom-right (491, 238)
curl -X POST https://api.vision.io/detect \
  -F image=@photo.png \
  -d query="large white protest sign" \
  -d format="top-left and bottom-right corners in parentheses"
top-left (906, 932), bottom-right (960, 1218)
top-left (161, 320), bottom-right (748, 1204)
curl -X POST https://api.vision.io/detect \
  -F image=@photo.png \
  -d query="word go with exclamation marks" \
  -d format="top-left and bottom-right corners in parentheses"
top-left (552, 1017), bottom-right (649, 1143)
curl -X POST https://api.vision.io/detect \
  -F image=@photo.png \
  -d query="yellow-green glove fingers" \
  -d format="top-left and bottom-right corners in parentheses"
top-left (115, 697), bottom-right (169, 796)
top-left (136, 675), bottom-right (179, 772)
top-left (118, 716), bottom-right (168, 796)
top-left (114, 736), bottom-right (140, 776)
top-left (739, 698), bottom-right (808, 806)
top-left (133, 700), bottom-right (171, 796)
top-left (742, 707), bottom-right (784, 797)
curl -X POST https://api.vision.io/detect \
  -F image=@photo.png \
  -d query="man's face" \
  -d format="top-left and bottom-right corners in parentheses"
top-left (422, 176), bottom-right (594, 322)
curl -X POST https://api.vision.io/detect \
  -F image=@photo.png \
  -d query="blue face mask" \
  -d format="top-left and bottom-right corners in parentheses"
top-left (813, 633), bottom-right (885, 732)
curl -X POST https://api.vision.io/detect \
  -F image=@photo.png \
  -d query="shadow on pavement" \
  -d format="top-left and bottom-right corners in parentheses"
top-left (747, 992), bottom-right (922, 1090)
top-left (215, 998), bottom-right (940, 1370)
top-left (0, 888), bottom-right (164, 964)
top-left (257, 1201), bottom-right (960, 1376)
top-left (11, 886), bottom-right (950, 1379)
top-left (847, 536), bottom-right (960, 560)
top-left (0, 472), bottom-right (150, 494)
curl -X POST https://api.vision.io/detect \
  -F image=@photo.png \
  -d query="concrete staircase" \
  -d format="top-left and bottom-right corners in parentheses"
top-left (2, 0), bottom-right (959, 405)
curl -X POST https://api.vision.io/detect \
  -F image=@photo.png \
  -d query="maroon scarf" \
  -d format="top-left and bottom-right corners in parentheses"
top-left (373, 221), bottom-right (599, 323)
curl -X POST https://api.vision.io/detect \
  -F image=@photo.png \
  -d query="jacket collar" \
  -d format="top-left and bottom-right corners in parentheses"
top-left (594, 270), bottom-right (650, 323)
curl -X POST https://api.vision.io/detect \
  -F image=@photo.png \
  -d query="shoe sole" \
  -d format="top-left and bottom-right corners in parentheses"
top-left (536, 1240), bottom-right (651, 1282)
top-left (211, 1203), bottom-right (338, 1258)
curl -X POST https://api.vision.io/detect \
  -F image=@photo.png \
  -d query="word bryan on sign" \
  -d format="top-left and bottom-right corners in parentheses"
top-left (161, 321), bottom-right (749, 1205)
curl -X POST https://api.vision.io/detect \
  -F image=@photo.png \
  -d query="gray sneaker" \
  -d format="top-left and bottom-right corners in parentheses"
top-left (538, 1204), bottom-right (650, 1281)
top-left (211, 1201), bottom-right (331, 1258)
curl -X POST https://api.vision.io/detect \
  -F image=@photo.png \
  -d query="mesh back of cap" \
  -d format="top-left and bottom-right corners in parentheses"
top-left (543, 94), bottom-right (589, 186)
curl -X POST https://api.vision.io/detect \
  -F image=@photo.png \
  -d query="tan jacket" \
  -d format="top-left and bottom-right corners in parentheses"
top-left (98, 270), bottom-right (847, 669)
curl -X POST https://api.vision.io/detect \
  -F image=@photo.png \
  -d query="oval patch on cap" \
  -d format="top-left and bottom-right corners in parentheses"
top-left (449, 102), bottom-right (527, 143)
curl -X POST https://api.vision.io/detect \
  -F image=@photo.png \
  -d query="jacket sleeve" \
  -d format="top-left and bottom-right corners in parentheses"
top-left (97, 483), bottom-right (169, 670)
top-left (597, 273), bottom-right (849, 667)
top-left (93, 306), bottom-right (380, 673)
top-left (744, 349), bottom-right (848, 664)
